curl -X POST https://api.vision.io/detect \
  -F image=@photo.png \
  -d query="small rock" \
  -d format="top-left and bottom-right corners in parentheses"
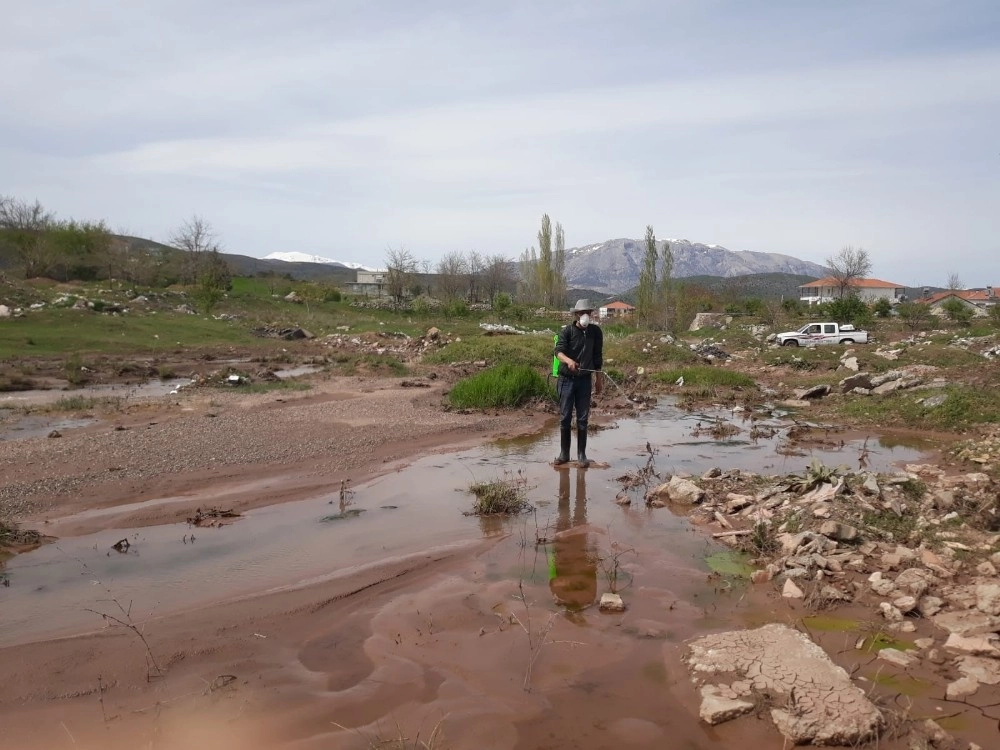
top-left (702, 467), bottom-right (723, 479)
top-left (782, 579), bottom-right (805, 599)
top-left (894, 568), bottom-right (933, 597)
top-left (946, 676), bottom-right (980, 699)
top-left (956, 655), bottom-right (1000, 685)
top-left (794, 384), bottom-right (831, 400)
top-left (647, 476), bottom-right (705, 505)
top-left (892, 595), bottom-right (918, 613)
top-left (47, 430), bottom-right (62, 439)
top-left (975, 583), bottom-right (1000, 616)
top-left (599, 593), bottom-right (625, 612)
top-left (724, 493), bottom-right (754, 513)
top-left (944, 633), bottom-right (1000, 656)
top-left (698, 685), bottom-right (754, 726)
top-left (868, 572), bottom-right (897, 597)
top-left (914, 638), bottom-right (935, 650)
top-left (876, 648), bottom-right (914, 668)
top-left (976, 561), bottom-right (998, 577)
top-left (751, 569), bottom-right (773, 584)
top-left (932, 610), bottom-right (1000, 637)
top-left (819, 521), bottom-right (859, 543)
top-left (917, 596), bottom-right (944, 618)
top-left (879, 602), bottom-right (904, 622)
top-left (841, 356), bottom-right (859, 372)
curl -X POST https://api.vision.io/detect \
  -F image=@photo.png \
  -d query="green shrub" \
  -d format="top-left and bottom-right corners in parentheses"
top-left (827, 296), bottom-right (872, 327)
top-left (653, 366), bottom-right (756, 389)
top-left (941, 298), bottom-right (973, 326)
top-left (872, 298), bottom-right (892, 318)
top-left (448, 364), bottom-right (553, 408)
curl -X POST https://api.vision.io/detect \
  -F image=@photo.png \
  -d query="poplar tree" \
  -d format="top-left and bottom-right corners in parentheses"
top-left (636, 225), bottom-right (658, 327)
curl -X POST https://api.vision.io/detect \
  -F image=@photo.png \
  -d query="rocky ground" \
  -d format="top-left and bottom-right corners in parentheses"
top-left (639, 423), bottom-right (1000, 748)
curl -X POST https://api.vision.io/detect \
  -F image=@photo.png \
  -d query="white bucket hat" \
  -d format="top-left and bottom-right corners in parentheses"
top-left (571, 299), bottom-right (594, 313)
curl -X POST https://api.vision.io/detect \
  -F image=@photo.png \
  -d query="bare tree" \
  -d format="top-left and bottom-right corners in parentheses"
top-left (537, 215), bottom-right (553, 307)
top-left (0, 195), bottom-right (53, 230)
top-left (168, 214), bottom-right (222, 284)
top-left (825, 245), bottom-right (872, 299)
top-left (435, 250), bottom-right (468, 301)
top-left (481, 253), bottom-right (516, 307)
top-left (946, 272), bottom-right (963, 290)
top-left (466, 250), bottom-right (484, 303)
top-left (385, 246), bottom-right (417, 307)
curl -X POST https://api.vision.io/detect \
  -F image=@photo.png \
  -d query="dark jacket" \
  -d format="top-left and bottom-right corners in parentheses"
top-left (555, 322), bottom-right (603, 379)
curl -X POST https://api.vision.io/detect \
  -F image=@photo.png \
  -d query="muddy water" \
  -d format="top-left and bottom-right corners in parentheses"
top-left (0, 402), bottom-right (928, 650)
top-left (0, 377), bottom-right (193, 407)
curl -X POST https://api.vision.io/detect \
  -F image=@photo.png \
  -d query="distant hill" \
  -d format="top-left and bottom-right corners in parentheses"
top-left (564, 238), bottom-right (828, 294)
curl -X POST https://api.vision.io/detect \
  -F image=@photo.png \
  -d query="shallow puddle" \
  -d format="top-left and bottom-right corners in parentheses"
top-left (0, 415), bottom-right (97, 441)
top-left (0, 377), bottom-right (193, 407)
top-left (0, 401), bottom-right (931, 647)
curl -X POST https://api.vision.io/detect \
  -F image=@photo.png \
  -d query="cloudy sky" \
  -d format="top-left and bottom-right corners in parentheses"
top-left (4, 0), bottom-right (998, 285)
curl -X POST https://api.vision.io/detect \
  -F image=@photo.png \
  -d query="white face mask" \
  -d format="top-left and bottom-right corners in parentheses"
top-left (578, 314), bottom-right (591, 327)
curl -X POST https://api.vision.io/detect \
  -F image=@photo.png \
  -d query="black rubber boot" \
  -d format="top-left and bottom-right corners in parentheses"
top-left (554, 428), bottom-right (571, 465)
top-left (577, 428), bottom-right (590, 468)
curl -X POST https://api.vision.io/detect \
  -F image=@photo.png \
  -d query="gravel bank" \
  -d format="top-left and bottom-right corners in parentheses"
top-left (0, 377), bottom-right (540, 520)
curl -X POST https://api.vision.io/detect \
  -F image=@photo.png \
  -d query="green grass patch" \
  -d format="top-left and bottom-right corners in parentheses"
top-left (239, 380), bottom-right (312, 394)
top-left (653, 366), bottom-right (756, 389)
top-left (861, 510), bottom-right (918, 543)
top-left (0, 309), bottom-right (257, 359)
top-left (423, 334), bottom-right (554, 368)
top-left (448, 364), bottom-right (553, 409)
top-left (839, 386), bottom-right (1000, 430)
top-left (467, 474), bottom-right (532, 515)
top-left (51, 395), bottom-right (105, 411)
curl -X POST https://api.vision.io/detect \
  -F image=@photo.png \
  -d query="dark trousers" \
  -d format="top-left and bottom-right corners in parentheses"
top-left (557, 375), bottom-right (592, 432)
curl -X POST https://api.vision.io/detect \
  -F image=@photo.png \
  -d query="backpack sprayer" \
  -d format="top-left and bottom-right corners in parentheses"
top-left (550, 335), bottom-right (641, 407)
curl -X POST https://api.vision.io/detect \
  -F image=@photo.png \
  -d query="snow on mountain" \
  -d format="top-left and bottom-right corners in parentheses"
top-left (264, 252), bottom-right (378, 271)
top-left (564, 238), bottom-right (828, 294)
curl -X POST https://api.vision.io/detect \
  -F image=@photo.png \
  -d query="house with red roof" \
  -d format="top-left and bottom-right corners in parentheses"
top-left (918, 287), bottom-right (997, 316)
top-left (798, 277), bottom-right (906, 306)
top-left (598, 300), bottom-right (636, 319)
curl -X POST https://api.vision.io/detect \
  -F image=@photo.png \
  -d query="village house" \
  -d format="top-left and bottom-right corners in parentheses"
top-left (798, 276), bottom-right (906, 306)
top-left (345, 269), bottom-right (388, 296)
top-left (599, 300), bottom-right (636, 319)
top-left (919, 287), bottom-right (997, 316)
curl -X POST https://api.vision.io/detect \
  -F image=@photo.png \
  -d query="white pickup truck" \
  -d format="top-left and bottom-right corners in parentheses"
top-left (776, 322), bottom-right (869, 347)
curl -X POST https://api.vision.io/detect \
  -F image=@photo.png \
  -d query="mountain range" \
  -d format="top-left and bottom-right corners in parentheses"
top-left (564, 238), bottom-right (828, 294)
top-left (263, 252), bottom-right (380, 272)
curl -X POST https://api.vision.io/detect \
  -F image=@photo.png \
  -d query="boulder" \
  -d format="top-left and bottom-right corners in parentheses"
top-left (689, 624), bottom-right (883, 745)
top-left (648, 476), bottom-right (705, 505)
top-left (426, 326), bottom-right (440, 340)
top-left (0, 304), bottom-right (9, 318)
top-left (794, 384), bottom-right (831, 400)
top-left (841, 356), bottom-right (859, 372)
top-left (840, 373), bottom-right (873, 393)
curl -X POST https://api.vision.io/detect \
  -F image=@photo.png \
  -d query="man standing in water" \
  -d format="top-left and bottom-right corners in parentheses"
top-left (554, 299), bottom-right (603, 467)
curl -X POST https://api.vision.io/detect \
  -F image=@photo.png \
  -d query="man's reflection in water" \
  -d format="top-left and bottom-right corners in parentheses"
top-left (548, 468), bottom-right (597, 610)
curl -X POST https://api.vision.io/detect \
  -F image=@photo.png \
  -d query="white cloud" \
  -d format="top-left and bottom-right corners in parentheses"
top-left (2, 1), bottom-right (999, 285)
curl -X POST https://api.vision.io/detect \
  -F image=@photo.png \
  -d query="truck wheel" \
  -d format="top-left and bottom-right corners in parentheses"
top-left (783, 340), bottom-right (799, 347)
top-left (841, 339), bottom-right (854, 344)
